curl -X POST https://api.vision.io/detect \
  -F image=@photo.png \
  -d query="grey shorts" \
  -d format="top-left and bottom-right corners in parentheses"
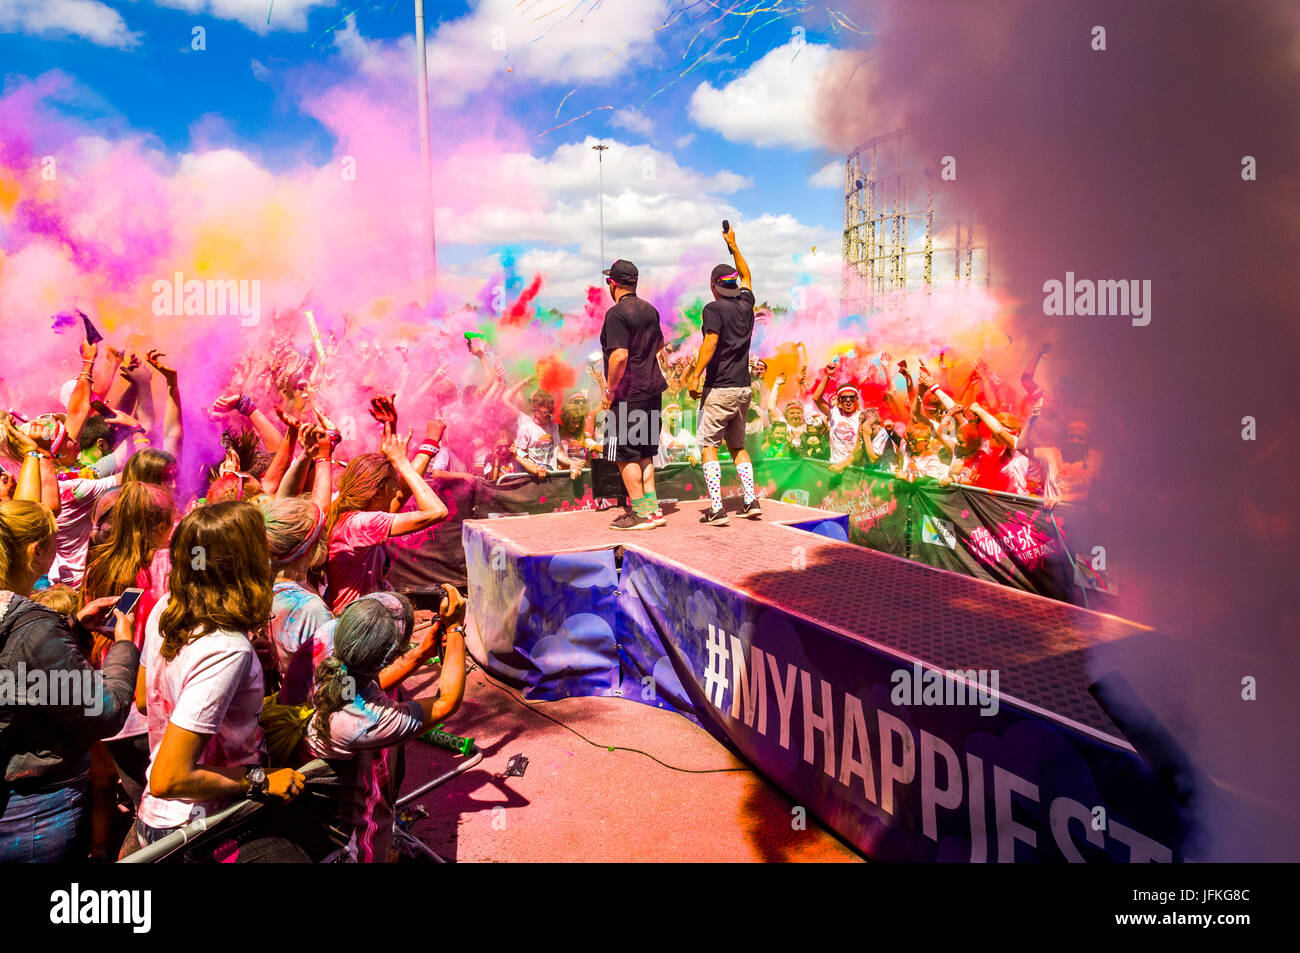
top-left (696, 385), bottom-right (752, 449)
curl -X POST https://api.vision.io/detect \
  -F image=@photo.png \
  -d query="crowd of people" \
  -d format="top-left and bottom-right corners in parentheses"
top-left (0, 236), bottom-right (1101, 862)
top-left (425, 334), bottom-right (1099, 508)
top-left (0, 333), bottom-right (469, 862)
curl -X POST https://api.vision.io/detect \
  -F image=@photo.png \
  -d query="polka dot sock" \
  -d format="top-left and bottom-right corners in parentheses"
top-left (703, 460), bottom-right (723, 511)
top-left (736, 461), bottom-right (755, 505)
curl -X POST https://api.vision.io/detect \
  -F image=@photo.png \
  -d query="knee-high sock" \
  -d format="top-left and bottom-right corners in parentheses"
top-left (703, 460), bottom-right (723, 510)
top-left (736, 461), bottom-right (755, 505)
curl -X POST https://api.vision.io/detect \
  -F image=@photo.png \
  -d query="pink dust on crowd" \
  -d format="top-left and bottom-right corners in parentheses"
top-left (0, 63), bottom-right (1021, 471)
top-left (820, 0), bottom-right (1300, 857)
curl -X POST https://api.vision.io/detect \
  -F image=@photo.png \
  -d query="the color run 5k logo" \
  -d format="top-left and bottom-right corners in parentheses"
top-left (968, 511), bottom-right (1056, 569)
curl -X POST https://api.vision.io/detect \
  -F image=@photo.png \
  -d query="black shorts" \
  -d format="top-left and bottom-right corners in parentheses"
top-left (603, 395), bottom-right (661, 463)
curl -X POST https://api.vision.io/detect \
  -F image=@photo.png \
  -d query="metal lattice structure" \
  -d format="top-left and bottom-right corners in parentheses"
top-left (841, 130), bottom-right (990, 312)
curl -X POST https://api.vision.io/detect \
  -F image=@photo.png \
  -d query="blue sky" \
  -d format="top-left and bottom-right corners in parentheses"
top-left (0, 1), bottom-right (876, 308)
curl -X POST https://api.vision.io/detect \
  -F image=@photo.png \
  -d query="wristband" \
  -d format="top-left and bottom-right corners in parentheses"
top-left (416, 441), bottom-right (441, 457)
top-left (236, 395), bottom-right (256, 416)
top-left (27, 449), bottom-right (52, 460)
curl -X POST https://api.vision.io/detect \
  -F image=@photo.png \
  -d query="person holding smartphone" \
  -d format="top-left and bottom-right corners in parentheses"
top-left (0, 499), bottom-right (140, 861)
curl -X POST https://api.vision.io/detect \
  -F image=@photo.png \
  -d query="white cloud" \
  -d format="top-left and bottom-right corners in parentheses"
top-left (250, 58), bottom-right (270, 81)
top-left (688, 40), bottom-right (845, 149)
top-left (0, 0), bottom-right (140, 48)
top-left (334, 0), bottom-right (670, 106)
top-left (809, 160), bottom-right (842, 188)
top-left (675, 133), bottom-right (696, 149)
top-left (148, 0), bottom-right (334, 33)
top-left (610, 108), bottom-right (653, 137)
top-left (331, 16), bottom-right (410, 77)
top-left (434, 137), bottom-right (835, 311)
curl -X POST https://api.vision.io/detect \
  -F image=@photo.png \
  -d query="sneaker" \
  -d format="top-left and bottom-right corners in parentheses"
top-left (699, 506), bottom-right (729, 526)
top-left (650, 509), bottom-right (667, 527)
top-left (610, 509), bottom-right (657, 531)
top-left (739, 498), bottom-right (762, 519)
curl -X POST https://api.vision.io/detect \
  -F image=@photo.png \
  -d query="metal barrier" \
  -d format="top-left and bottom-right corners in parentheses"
top-left (119, 759), bottom-right (333, 864)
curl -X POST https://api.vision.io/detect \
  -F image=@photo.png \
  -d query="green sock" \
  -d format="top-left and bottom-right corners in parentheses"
top-left (642, 492), bottom-right (658, 515)
top-left (629, 494), bottom-right (647, 515)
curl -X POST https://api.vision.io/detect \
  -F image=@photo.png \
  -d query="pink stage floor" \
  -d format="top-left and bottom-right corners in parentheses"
top-left (468, 496), bottom-right (1149, 743)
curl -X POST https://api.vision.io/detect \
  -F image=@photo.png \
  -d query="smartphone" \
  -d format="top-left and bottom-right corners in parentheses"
top-left (721, 219), bottom-right (730, 234)
top-left (98, 588), bottom-right (144, 634)
top-left (90, 400), bottom-right (112, 417)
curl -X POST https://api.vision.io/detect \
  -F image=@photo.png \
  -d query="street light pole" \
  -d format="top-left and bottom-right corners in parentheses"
top-left (593, 143), bottom-right (609, 268)
top-left (414, 0), bottom-right (437, 305)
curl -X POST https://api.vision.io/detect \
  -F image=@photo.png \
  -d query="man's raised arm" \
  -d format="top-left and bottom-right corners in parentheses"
top-left (723, 224), bottom-right (751, 290)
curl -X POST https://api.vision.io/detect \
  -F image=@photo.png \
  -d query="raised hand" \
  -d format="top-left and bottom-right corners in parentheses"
top-left (275, 407), bottom-right (301, 432)
top-left (369, 394), bottom-right (398, 434)
top-left (380, 428), bottom-right (412, 464)
top-left (3, 415), bottom-right (38, 455)
top-left (299, 424), bottom-right (324, 458)
top-left (103, 407), bottom-right (141, 430)
top-left (118, 351), bottom-right (148, 384)
top-left (145, 349), bottom-right (178, 383)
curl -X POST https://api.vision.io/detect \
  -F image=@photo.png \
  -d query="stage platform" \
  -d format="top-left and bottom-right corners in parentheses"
top-left (463, 498), bottom-right (1189, 862)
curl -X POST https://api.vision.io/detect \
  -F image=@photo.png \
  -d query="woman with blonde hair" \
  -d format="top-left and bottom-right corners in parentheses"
top-left (80, 482), bottom-right (175, 847)
top-left (0, 500), bottom-right (138, 861)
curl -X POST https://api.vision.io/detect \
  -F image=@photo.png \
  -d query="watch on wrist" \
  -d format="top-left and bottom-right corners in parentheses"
top-left (245, 765), bottom-right (268, 799)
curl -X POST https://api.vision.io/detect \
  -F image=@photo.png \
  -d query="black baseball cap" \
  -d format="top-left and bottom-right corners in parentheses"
top-left (603, 259), bottom-right (638, 286)
top-left (710, 263), bottom-right (743, 298)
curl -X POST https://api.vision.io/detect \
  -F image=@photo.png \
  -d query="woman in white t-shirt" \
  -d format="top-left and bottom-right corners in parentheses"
top-left (134, 501), bottom-right (305, 848)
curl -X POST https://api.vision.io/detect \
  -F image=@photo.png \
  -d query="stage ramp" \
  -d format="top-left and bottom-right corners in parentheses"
top-left (464, 499), bottom-right (1190, 862)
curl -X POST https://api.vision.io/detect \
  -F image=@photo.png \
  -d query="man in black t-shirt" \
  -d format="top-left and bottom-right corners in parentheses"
top-left (686, 224), bottom-right (760, 524)
top-left (599, 259), bottom-right (668, 530)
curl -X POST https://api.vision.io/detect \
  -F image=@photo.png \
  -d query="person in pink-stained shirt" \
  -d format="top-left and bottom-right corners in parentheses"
top-left (324, 430), bottom-right (448, 613)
